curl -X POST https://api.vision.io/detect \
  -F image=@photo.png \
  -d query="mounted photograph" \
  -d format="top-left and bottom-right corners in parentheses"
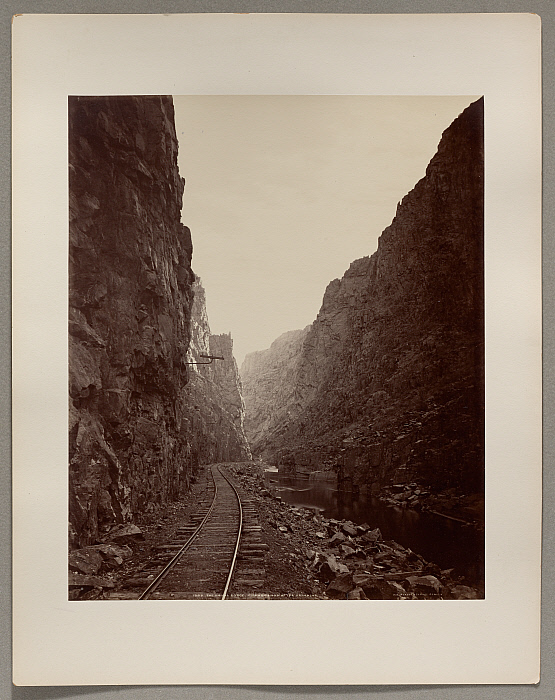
top-left (68, 94), bottom-right (485, 602)
top-left (13, 11), bottom-right (543, 686)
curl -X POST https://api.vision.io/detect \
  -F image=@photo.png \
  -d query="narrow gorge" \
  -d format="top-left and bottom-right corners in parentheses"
top-left (68, 95), bottom-right (484, 600)
top-left (241, 98), bottom-right (484, 513)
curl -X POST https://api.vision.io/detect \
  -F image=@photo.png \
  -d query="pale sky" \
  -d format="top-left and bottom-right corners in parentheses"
top-left (173, 95), bottom-right (478, 367)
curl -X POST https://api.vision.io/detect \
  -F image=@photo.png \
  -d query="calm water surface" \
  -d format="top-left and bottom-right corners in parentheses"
top-left (264, 471), bottom-right (484, 586)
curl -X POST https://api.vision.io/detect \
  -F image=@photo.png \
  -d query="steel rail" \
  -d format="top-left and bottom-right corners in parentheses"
top-left (138, 469), bottom-right (219, 600)
top-left (218, 466), bottom-right (243, 600)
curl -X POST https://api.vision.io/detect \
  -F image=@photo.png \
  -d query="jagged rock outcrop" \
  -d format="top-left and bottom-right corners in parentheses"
top-left (68, 95), bottom-right (196, 548)
top-left (185, 277), bottom-right (251, 465)
top-left (241, 98), bottom-right (484, 496)
top-left (241, 327), bottom-right (310, 457)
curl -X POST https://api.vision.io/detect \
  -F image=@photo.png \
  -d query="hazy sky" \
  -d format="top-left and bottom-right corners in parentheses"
top-left (173, 95), bottom-right (477, 367)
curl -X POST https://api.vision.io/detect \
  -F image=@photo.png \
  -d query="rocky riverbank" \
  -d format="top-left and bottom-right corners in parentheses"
top-left (68, 461), bottom-right (483, 600)
top-left (377, 482), bottom-right (484, 529)
top-left (227, 462), bottom-right (483, 599)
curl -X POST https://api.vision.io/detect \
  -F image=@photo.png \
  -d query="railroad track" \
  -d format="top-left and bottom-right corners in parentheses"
top-left (136, 464), bottom-right (267, 600)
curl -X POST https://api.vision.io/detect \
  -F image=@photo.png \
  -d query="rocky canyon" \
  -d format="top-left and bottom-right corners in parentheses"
top-left (67, 95), bottom-right (485, 601)
top-left (241, 98), bottom-right (484, 504)
top-left (68, 96), bottom-right (249, 549)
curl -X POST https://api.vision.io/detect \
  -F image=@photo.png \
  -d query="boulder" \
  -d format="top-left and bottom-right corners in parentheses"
top-left (105, 523), bottom-right (144, 544)
top-left (312, 553), bottom-right (349, 580)
top-left (68, 548), bottom-right (104, 575)
top-left (362, 528), bottom-right (382, 543)
top-left (405, 575), bottom-right (442, 595)
top-left (90, 543), bottom-right (133, 569)
top-left (347, 587), bottom-right (366, 600)
top-left (339, 544), bottom-right (356, 557)
top-left (352, 572), bottom-right (374, 587)
top-left (389, 581), bottom-right (409, 598)
top-left (332, 558), bottom-right (350, 576)
top-left (450, 585), bottom-right (479, 600)
top-left (361, 580), bottom-right (398, 600)
top-left (328, 531), bottom-right (347, 546)
top-left (341, 521), bottom-right (357, 537)
top-left (325, 573), bottom-right (355, 598)
top-left (93, 543), bottom-right (133, 559)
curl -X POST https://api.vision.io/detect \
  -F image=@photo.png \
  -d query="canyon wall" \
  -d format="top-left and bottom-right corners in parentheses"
top-left (68, 96), bottom-right (248, 549)
top-left (241, 98), bottom-right (484, 496)
top-left (241, 327), bottom-right (310, 458)
top-left (184, 277), bottom-right (251, 465)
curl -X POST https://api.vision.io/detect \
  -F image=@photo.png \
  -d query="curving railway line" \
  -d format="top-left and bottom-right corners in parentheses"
top-left (138, 464), bottom-right (267, 600)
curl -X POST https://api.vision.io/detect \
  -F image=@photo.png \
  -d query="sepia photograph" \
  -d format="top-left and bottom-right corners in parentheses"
top-left (12, 12), bottom-right (541, 686)
top-left (68, 94), bottom-right (484, 601)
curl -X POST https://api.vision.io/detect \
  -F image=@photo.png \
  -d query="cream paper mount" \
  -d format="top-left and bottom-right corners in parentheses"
top-left (12, 13), bottom-right (541, 686)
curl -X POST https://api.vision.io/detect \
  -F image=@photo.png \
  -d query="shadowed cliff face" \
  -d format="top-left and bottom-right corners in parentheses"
top-left (68, 96), bottom-right (248, 549)
top-left (185, 277), bottom-right (251, 465)
top-left (241, 98), bottom-right (484, 496)
top-left (69, 96), bottom-right (195, 547)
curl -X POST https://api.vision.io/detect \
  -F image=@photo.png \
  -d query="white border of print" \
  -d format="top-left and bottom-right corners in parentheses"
top-left (12, 13), bottom-right (541, 686)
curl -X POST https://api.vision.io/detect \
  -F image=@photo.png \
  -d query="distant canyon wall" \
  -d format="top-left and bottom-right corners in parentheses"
top-left (69, 96), bottom-right (249, 549)
top-left (241, 327), bottom-right (310, 456)
top-left (185, 277), bottom-right (251, 465)
top-left (241, 98), bottom-right (484, 496)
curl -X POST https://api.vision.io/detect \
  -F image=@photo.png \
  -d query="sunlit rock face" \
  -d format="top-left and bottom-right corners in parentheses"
top-left (241, 98), bottom-right (484, 495)
top-left (68, 96), bottom-right (195, 547)
top-left (185, 277), bottom-right (251, 465)
top-left (240, 327), bottom-right (311, 459)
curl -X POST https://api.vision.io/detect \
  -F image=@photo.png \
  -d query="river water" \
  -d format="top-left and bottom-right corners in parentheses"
top-left (264, 470), bottom-right (484, 586)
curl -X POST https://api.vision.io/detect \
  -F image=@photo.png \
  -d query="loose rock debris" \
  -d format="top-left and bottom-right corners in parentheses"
top-left (68, 462), bottom-right (482, 600)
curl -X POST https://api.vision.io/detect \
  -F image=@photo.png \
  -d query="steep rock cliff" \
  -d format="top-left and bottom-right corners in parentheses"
top-left (185, 277), bottom-right (251, 465)
top-left (241, 327), bottom-right (310, 458)
top-left (241, 98), bottom-right (484, 495)
top-left (68, 96), bottom-right (195, 547)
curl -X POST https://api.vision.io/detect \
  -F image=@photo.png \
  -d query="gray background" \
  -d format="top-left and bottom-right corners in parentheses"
top-left (3, 1), bottom-right (552, 698)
